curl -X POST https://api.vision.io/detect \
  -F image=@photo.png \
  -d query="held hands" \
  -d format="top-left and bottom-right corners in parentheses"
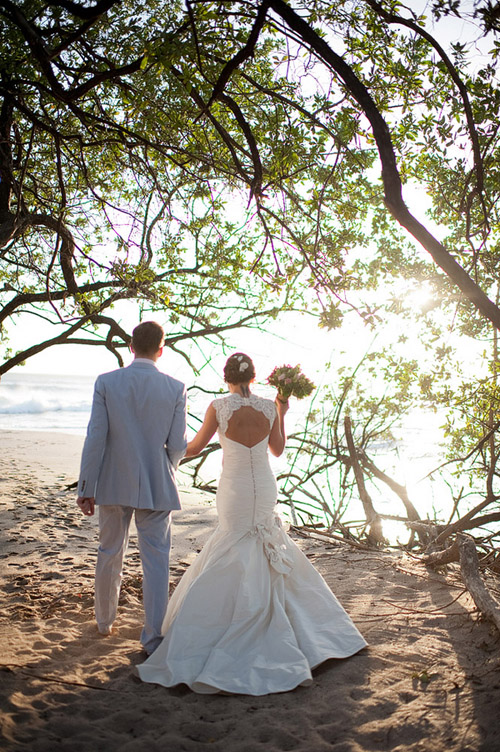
top-left (77, 496), bottom-right (95, 516)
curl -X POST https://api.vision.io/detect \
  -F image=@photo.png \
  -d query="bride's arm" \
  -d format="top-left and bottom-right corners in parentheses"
top-left (268, 397), bottom-right (289, 457)
top-left (185, 403), bottom-right (218, 458)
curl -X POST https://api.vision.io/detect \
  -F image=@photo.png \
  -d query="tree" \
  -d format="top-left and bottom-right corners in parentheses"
top-left (3, 0), bottom-right (500, 376)
top-left (0, 0), bottom-right (311, 372)
top-left (432, 0), bottom-right (500, 33)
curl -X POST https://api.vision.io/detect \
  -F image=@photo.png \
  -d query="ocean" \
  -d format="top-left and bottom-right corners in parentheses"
top-left (0, 372), bottom-right (94, 435)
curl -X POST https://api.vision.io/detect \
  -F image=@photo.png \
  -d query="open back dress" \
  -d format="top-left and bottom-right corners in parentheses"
top-left (137, 393), bottom-right (366, 695)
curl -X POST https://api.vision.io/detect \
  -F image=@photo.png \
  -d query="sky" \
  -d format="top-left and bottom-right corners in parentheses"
top-left (8, 300), bottom-right (369, 390)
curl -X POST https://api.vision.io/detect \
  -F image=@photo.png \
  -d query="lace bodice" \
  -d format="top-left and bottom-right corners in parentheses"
top-left (213, 393), bottom-right (276, 436)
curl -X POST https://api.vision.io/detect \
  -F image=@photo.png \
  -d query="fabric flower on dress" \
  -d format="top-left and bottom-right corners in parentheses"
top-left (250, 514), bottom-right (294, 575)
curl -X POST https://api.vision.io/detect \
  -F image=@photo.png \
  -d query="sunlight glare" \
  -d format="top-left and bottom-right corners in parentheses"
top-left (393, 281), bottom-right (436, 314)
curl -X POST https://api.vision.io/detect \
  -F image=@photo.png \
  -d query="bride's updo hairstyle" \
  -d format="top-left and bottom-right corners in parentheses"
top-left (223, 353), bottom-right (256, 385)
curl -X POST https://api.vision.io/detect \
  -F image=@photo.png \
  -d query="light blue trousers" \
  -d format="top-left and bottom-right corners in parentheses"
top-left (95, 505), bottom-right (171, 654)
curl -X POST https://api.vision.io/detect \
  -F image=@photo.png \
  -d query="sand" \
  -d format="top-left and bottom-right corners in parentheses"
top-left (1, 430), bottom-right (499, 751)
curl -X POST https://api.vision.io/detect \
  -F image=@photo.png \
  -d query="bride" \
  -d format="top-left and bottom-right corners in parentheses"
top-left (137, 353), bottom-right (367, 695)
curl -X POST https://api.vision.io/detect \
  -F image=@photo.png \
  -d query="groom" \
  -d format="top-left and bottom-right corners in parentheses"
top-left (76, 321), bottom-right (187, 655)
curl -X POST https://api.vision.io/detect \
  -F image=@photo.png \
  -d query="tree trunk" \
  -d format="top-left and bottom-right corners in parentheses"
top-left (359, 452), bottom-right (428, 545)
top-left (360, 453), bottom-right (420, 521)
top-left (344, 416), bottom-right (385, 545)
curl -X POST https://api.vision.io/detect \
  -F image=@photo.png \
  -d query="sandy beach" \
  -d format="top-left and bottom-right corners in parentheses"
top-left (1, 430), bottom-right (499, 751)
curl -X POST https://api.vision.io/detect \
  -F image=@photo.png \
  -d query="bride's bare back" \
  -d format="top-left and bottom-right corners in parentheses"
top-left (225, 405), bottom-right (271, 448)
top-left (184, 390), bottom-right (288, 459)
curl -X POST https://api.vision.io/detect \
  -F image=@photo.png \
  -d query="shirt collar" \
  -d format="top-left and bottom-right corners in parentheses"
top-left (131, 358), bottom-right (159, 368)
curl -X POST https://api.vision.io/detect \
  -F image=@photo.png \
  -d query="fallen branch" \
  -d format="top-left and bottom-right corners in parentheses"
top-left (290, 525), bottom-right (369, 550)
top-left (423, 540), bottom-right (460, 567)
top-left (381, 588), bottom-right (468, 615)
top-left (458, 534), bottom-right (500, 633)
top-left (406, 520), bottom-right (445, 539)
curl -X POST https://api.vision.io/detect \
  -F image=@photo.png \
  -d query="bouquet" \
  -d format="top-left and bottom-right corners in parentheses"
top-left (267, 364), bottom-right (315, 402)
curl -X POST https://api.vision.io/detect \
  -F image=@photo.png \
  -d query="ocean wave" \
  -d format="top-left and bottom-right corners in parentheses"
top-left (0, 398), bottom-right (91, 415)
top-left (0, 373), bottom-right (93, 416)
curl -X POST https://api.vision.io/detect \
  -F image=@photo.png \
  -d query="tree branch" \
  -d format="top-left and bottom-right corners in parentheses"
top-left (364, 0), bottom-right (485, 201)
top-left (207, 0), bottom-right (271, 107)
top-left (44, 0), bottom-right (118, 21)
top-left (0, 0), bottom-right (144, 103)
top-left (344, 415), bottom-right (385, 544)
top-left (267, 0), bottom-right (500, 330)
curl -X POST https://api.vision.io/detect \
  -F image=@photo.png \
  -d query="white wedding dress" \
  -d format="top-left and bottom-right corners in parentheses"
top-left (137, 394), bottom-right (367, 695)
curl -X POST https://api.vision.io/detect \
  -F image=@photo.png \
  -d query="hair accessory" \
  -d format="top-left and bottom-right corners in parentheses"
top-left (239, 362), bottom-right (249, 372)
top-left (236, 355), bottom-right (243, 362)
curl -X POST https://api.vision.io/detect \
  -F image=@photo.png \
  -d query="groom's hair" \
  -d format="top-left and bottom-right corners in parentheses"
top-left (131, 321), bottom-right (164, 356)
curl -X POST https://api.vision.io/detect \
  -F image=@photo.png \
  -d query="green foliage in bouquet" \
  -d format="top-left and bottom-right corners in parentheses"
top-left (267, 364), bottom-right (316, 401)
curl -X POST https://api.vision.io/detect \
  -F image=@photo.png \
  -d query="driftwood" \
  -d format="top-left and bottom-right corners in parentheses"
top-left (423, 534), bottom-right (500, 633)
top-left (458, 534), bottom-right (500, 633)
top-left (344, 416), bottom-right (384, 545)
top-left (423, 540), bottom-right (460, 567)
top-left (405, 520), bottom-right (446, 545)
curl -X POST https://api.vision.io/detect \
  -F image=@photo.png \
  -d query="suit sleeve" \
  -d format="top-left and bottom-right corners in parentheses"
top-left (166, 383), bottom-right (187, 469)
top-left (78, 376), bottom-right (109, 496)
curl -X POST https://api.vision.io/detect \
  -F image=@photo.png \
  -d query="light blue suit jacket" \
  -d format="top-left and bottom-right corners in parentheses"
top-left (78, 359), bottom-right (187, 511)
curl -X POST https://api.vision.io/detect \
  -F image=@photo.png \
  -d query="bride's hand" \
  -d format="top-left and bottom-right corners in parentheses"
top-left (184, 440), bottom-right (199, 458)
top-left (275, 395), bottom-right (289, 416)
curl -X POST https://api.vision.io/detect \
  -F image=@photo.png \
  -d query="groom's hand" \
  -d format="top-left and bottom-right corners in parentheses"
top-left (77, 496), bottom-right (95, 516)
